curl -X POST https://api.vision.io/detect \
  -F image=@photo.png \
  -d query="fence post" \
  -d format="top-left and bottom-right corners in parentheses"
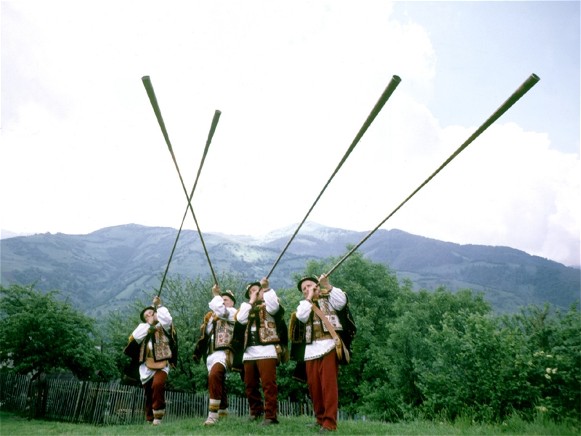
top-left (72, 381), bottom-right (86, 423)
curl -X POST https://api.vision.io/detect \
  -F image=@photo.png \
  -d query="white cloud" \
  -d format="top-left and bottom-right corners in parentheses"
top-left (381, 122), bottom-right (580, 267)
top-left (1, 0), bottom-right (579, 267)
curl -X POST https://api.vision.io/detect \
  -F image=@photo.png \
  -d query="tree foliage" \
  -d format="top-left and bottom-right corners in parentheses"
top-left (3, 252), bottom-right (579, 424)
top-left (0, 284), bottom-right (104, 380)
top-left (500, 304), bottom-right (581, 421)
top-left (286, 250), bottom-right (580, 424)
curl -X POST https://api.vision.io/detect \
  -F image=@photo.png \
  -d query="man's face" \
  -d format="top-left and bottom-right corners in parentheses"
top-left (249, 285), bottom-right (263, 300)
top-left (143, 309), bottom-right (157, 325)
top-left (222, 295), bottom-right (234, 308)
top-left (301, 280), bottom-right (320, 299)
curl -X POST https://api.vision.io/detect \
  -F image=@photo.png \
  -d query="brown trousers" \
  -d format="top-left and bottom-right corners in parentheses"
top-left (208, 363), bottom-right (228, 409)
top-left (243, 358), bottom-right (278, 420)
top-left (306, 351), bottom-right (339, 431)
top-left (143, 370), bottom-right (167, 422)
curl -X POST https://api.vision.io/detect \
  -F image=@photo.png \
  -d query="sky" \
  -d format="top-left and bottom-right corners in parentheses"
top-left (1, 0), bottom-right (580, 267)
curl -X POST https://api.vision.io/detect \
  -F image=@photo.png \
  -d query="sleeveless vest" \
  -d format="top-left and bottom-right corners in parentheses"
top-left (138, 323), bottom-right (173, 363)
top-left (244, 303), bottom-right (281, 347)
top-left (193, 311), bottom-right (235, 362)
top-left (210, 315), bottom-right (236, 353)
top-left (304, 295), bottom-right (344, 343)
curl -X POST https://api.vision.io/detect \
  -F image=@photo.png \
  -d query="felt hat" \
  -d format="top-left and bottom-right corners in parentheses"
top-left (245, 281), bottom-right (261, 299)
top-left (297, 276), bottom-right (319, 292)
top-left (140, 306), bottom-right (156, 322)
top-left (221, 289), bottom-right (236, 304)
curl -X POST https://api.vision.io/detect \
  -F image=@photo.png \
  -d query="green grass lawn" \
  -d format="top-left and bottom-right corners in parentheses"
top-left (0, 411), bottom-right (579, 435)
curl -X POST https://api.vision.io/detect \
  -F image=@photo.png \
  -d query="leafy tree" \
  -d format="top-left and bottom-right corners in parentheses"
top-left (395, 288), bottom-right (491, 404)
top-left (415, 310), bottom-right (533, 421)
top-left (95, 307), bottom-right (139, 382)
top-left (501, 304), bottom-right (581, 422)
top-left (544, 305), bottom-right (581, 422)
top-left (414, 303), bottom-right (581, 423)
top-left (355, 284), bottom-right (493, 421)
top-left (0, 284), bottom-right (102, 380)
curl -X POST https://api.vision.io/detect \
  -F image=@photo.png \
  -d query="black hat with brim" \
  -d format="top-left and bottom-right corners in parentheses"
top-left (221, 289), bottom-right (237, 304)
top-left (297, 276), bottom-right (319, 292)
top-left (245, 282), bottom-right (261, 299)
top-left (140, 306), bottom-right (156, 322)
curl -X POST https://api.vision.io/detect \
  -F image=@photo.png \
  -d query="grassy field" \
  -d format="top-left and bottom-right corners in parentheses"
top-left (1, 411), bottom-right (579, 435)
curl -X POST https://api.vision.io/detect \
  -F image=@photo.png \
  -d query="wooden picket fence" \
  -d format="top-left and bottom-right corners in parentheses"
top-left (0, 372), bottom-right (314, 425)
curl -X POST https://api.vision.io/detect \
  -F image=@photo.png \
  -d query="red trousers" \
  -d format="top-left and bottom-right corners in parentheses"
top-left (143, 370), bottom-right (167, 422)
top-left (306, 351), bottom-right (339, 431)
top-left (208, 363), bottom-right (228, 409)
top-left (243, 358), bottom-right (278, 420)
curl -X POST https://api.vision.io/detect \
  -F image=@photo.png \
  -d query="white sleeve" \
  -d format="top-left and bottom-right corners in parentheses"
top-left (209, 295), bottom-right (229, 319)
top-left (328, 287), bottom-right (347, 311)
top-left (157, 306), bottom-right (173, 332)
top-left (296, 300), bottom-right (313, 323)
top-left (131, 323), bottom-right (150, 343)
top-left (236, 302), bottom-right (252, 325)
top-left (263, 289), bottom-right (280, 315)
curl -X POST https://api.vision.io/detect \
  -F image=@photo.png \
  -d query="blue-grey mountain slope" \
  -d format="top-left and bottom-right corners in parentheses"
top-left (1, 222), bottom-right (578, 316)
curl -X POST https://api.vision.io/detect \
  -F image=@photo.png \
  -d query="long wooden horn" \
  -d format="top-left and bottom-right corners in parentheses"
top-left (326, 73), bottom-right (541, 276)
top-left (266, 75), bottom-right (402, 278)
top-left (157, 110), bottom-right (222, 296)
top-left (142, 76), bottom-right (220, 288)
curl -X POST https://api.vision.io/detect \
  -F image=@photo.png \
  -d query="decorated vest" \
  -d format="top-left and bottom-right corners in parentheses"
top-left (213, 316), bottom-right (236, 351)
top-left (123, 320), bottom-right (177, 384)
top-left (244, 302), bottom-right (282, 347)
top-left (193, 311), bottom-right (236, 363)
top-left (304, 295), bottom-right (344, 343)
top-left (138, 323), bottom-right (173, 363)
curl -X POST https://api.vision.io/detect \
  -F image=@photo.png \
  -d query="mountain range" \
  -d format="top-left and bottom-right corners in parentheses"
top-left (1, 222), bottom-right (579, 316)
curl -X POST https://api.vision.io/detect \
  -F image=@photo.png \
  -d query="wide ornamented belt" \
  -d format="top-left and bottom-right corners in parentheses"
top-left (247, 330), bottom-right (261, 346)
